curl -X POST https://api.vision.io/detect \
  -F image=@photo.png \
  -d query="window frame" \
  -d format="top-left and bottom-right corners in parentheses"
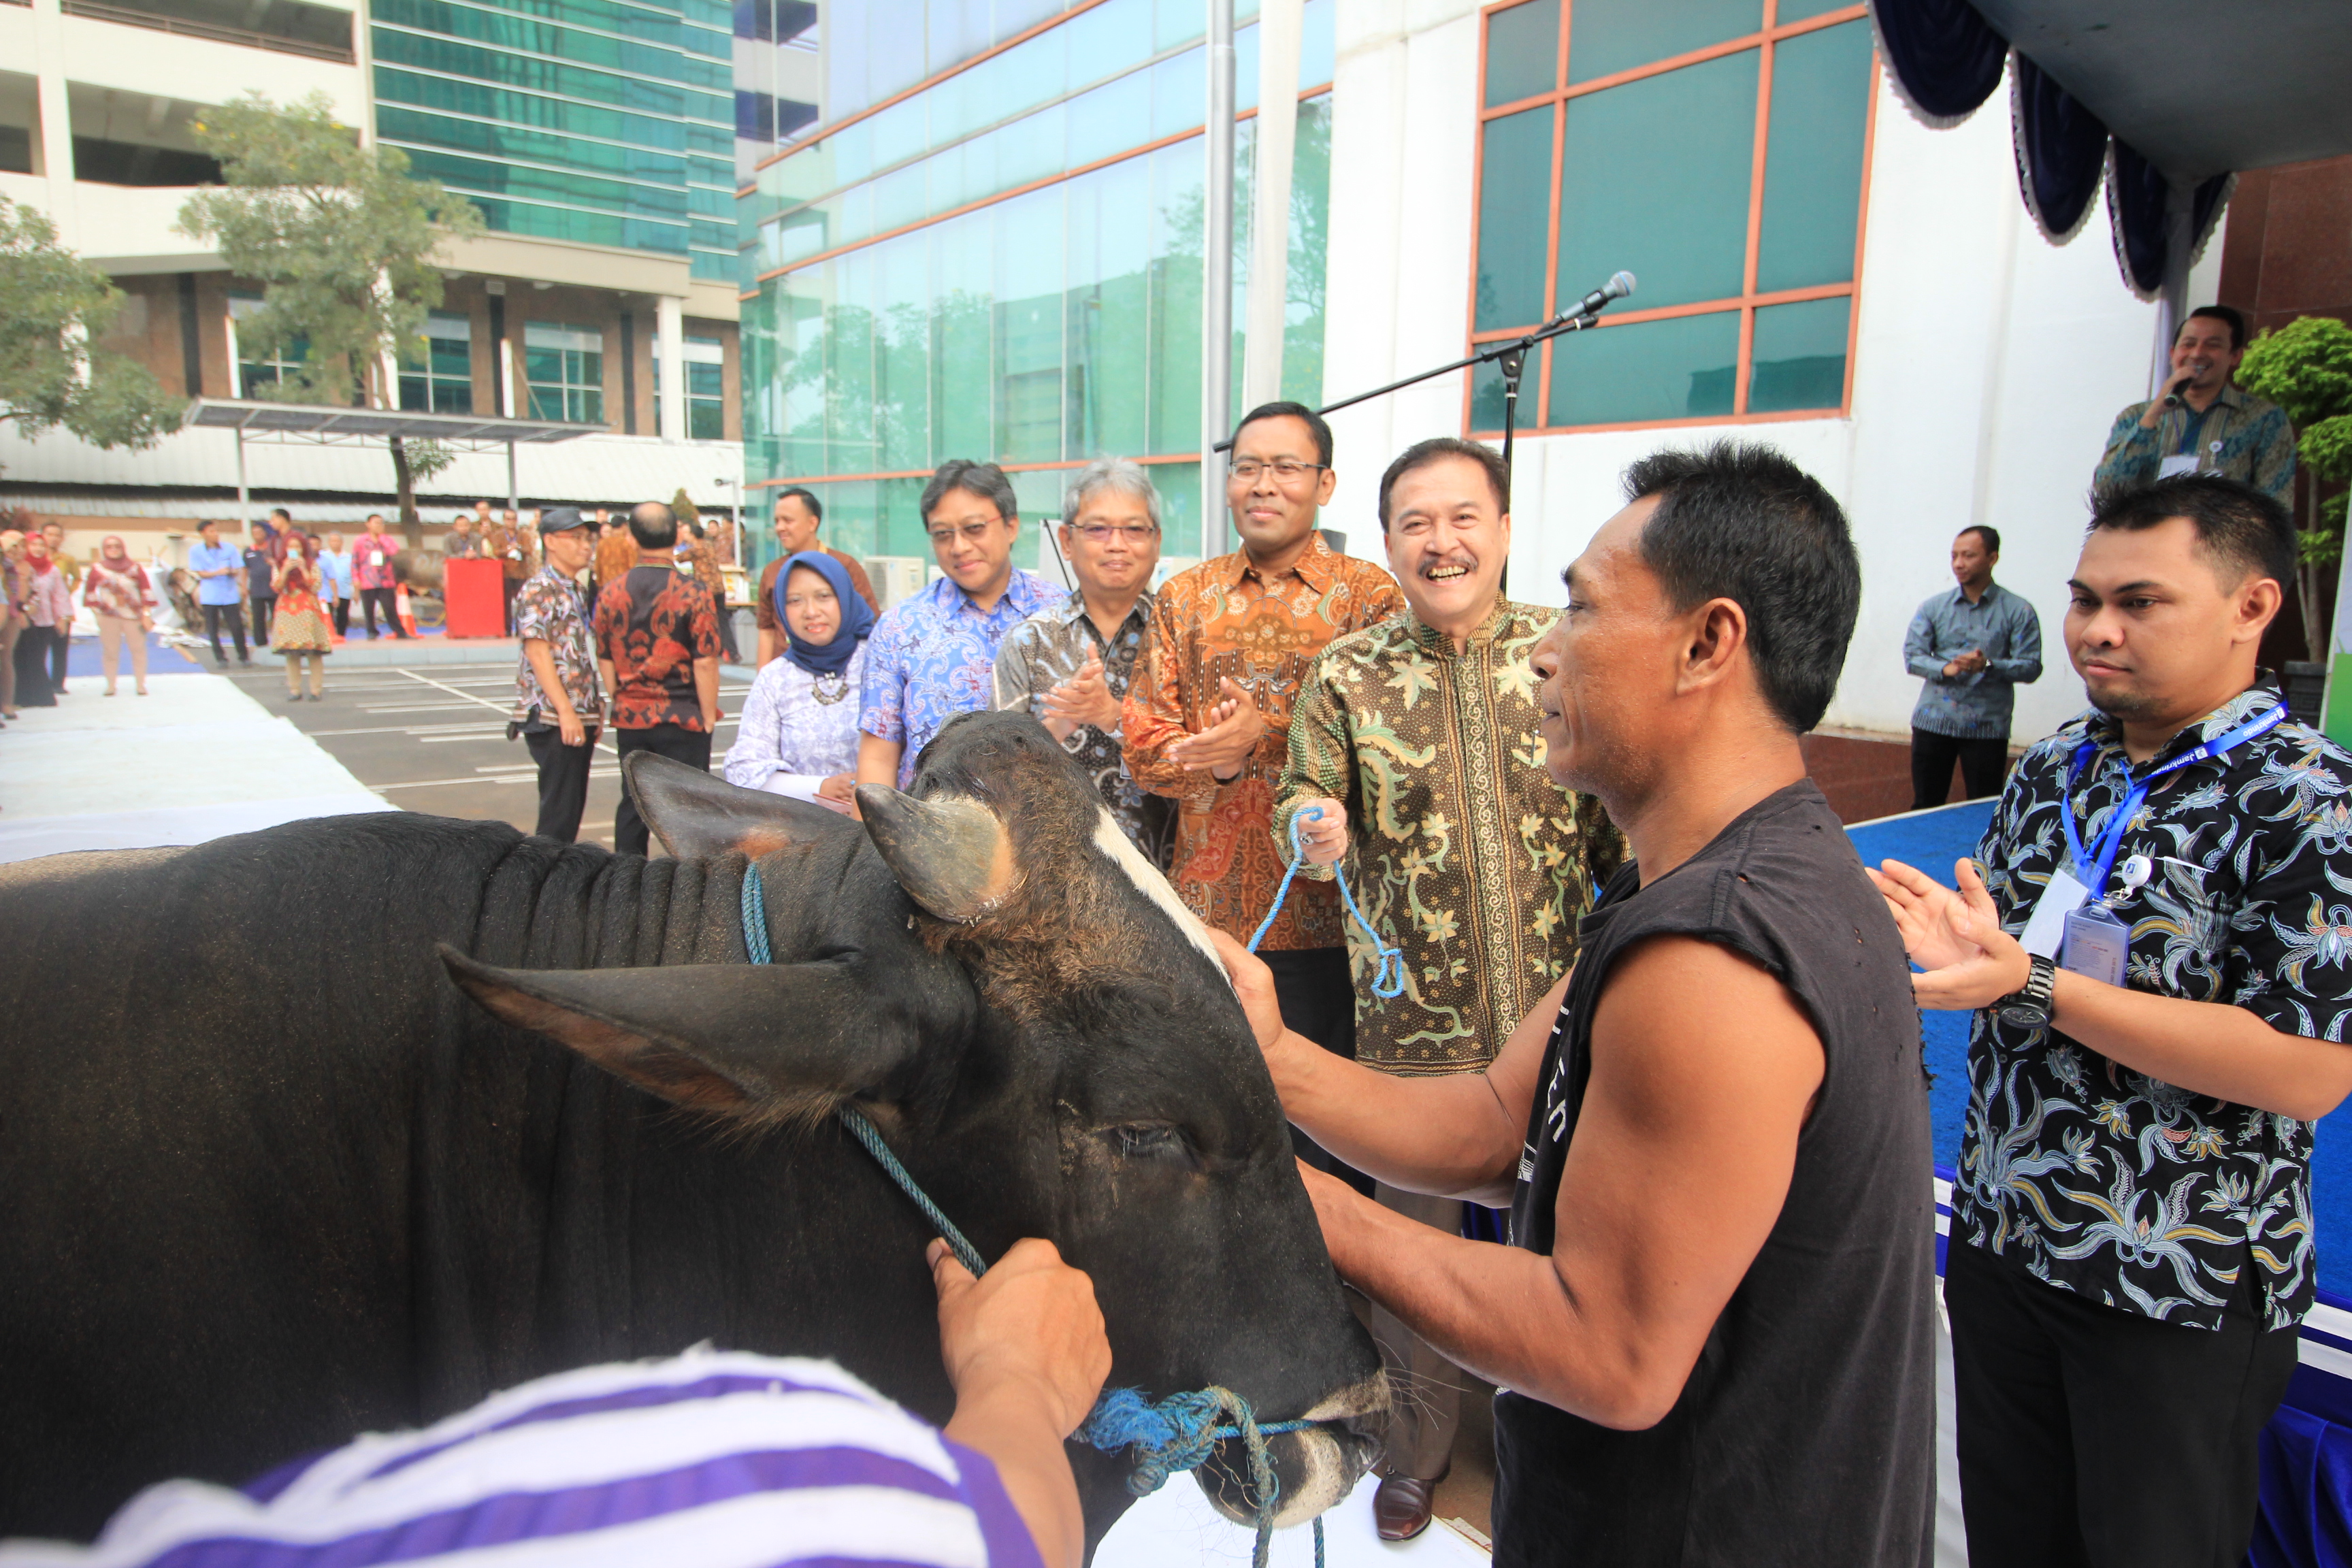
top-left (1463, 0), bottom-right (1878, 438)
top-left (523, 320), bottom-right (607, 423)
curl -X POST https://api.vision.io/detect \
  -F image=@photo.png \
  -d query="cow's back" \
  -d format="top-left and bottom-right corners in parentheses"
top-left (0, 814), bottom-right (750, 1537)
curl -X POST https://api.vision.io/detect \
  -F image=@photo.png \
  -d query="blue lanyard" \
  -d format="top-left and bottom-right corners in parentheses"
top-left (2059, 703), bottom-right (2285, 895)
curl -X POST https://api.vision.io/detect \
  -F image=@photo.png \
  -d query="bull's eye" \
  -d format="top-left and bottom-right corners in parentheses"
top-left (1109, 1123), bottom-right (1191, 1163)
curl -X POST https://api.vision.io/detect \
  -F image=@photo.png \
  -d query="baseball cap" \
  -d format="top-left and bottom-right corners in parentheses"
top-left (539, 506), bottom-right (590, 533)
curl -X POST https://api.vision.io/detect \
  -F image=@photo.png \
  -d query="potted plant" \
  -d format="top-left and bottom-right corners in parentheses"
top-left (2237, 316), bottom-right (2352, 723)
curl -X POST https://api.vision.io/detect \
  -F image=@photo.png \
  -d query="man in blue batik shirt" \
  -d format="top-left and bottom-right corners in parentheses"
top-left (1873, 475), bottom-right (2352, 1568)
top-left (857, 459), bottom-right (1058, 790)
top-left (1904, 525), bottom-right (2042, 809)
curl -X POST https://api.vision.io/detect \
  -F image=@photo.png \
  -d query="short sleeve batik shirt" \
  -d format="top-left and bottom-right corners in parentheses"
top-left (592, 565), bottom-right (720, 732)
top-left (512, 564), bottom-right (604, 728)
top-left (1956, 681), bottom-right (2352, 1330)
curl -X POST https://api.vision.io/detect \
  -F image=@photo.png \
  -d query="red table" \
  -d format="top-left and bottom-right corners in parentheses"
top-left (444, 557), bottom-right (506, 638)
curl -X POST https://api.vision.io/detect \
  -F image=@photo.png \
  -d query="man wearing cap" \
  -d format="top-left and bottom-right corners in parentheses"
top-left (510, 507), bottom-right (606, 843)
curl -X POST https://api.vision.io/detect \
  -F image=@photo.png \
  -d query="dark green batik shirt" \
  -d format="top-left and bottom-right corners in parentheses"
top-left (1275, 601), bottom-right (1626, 1075)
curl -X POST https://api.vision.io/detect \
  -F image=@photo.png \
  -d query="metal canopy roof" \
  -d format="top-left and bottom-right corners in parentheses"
top-left (183, 399), bottom-right (608, 449)
top-left (1970, 0), bottom-right (2352, 181)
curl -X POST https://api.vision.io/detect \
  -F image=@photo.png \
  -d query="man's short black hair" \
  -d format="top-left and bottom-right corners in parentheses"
top-left (774, 486), bottom-right (823, 523)
top-left (922, 459), bottom-right (1017, 524)
top-left (2182, 304), bottom-right (2247, 352)
top-left (2086, 474), bottom-right (2292, 589)
top-left (1231, 400), bottom-right (1334, 469)
top-left (1620, 441), bottom-right (1860, 734)
top-left (628, 501), bottom-right (679, 551)
top-left (270, 508), bottom-right (291, 523)
top-left (1957, 525), bottom-right (2000, 555)
top-left (1378, 437), bottom-right (1507, 529)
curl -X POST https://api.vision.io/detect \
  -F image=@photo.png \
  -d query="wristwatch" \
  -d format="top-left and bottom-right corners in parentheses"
top-left (1995, 954), bottom-right (2058, 1028)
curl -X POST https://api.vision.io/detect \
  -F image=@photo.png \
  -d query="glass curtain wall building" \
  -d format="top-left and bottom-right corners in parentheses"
top-left (737, 0), bottom-right (1335, 577)
top-left (372, 0), bottom-right (739, 282)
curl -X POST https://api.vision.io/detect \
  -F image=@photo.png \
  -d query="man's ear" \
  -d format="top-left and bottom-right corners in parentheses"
top-left (2237, 574), bottom-right (2284, 644)
top-left (439, 946), bottom-right (953, 1125)
top-left (624, 750), bottom-right (858, 860)
top-left (1679, 596), bottom-right (1749, 691)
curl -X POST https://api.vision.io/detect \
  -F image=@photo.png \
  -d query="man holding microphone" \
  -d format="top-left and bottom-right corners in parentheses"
top-left (1875, 474), bottom-right (2352, 1567)
top-left (2095, 306), bottom-right (2293, 503)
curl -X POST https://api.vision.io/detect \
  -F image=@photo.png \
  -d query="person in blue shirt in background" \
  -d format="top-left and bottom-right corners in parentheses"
top-left (317, 531), bottom-right (354, 638)
top-left (187, 519), bottom-right (250, 668)
top-left (1904, 525), bottom-right (2042, 810)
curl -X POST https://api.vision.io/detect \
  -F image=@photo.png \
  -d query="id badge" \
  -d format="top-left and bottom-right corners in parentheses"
top-left (2061, 903), bottom-right (2131, 986)
top-left (2019, 866), bottom-right (2091, 958)
top-left (2159, 453), bottom-right (2199, 478)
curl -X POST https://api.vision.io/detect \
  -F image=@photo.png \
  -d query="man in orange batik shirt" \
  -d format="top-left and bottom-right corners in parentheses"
top-left (1124, 400), bottom-right (1404, 1181)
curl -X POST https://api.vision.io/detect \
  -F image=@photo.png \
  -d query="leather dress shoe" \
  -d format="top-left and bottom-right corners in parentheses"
top-left (1373, 1473), bottom-right (1438, 1541)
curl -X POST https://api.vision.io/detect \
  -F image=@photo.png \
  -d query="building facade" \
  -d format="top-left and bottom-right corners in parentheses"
top-left (734, 0), bottom-right (1336, 585)
top-left (0, 0), bottom-right (745, 546)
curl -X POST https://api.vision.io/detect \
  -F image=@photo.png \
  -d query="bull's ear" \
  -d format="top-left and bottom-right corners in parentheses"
top-left (624, 750), bottom-right (854, 860)
top-left (853, 785), bottom-right (1019, 924)
top-left (438, 945), bottom-right (913, 1122)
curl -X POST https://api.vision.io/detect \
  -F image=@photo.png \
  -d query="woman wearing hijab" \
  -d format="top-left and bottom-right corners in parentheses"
top-left (720, 550), bottom-right (875, 810)
top-left (84, 535), bottom-right (157, 696)
top-left (270, 532), bottom-right (335, 701)
top-left (12, 534), bottom-right (71, 706)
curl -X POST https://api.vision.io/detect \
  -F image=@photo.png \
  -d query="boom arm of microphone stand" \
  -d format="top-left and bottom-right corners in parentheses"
top-left (1207, 313), bottom-right (1603, 453)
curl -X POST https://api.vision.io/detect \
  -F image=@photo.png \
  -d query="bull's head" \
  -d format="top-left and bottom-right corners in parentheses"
top-left (440, 710), bottom-right (1386, 1545)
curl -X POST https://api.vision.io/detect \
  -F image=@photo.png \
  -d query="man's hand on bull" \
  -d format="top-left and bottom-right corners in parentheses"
top-left (1293, 798), bottom-right (1350, 866)
top-left (1167, 678), bottom-right (1266, 780)
top-left (1205, 928), bottom-right (1286, 1054)
top-left (932, 1236), bottom-right (1110, 1568)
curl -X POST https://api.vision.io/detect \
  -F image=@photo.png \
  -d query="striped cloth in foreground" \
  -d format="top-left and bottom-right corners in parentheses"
top-left (0, 1350), bottom-right (1044, 1568)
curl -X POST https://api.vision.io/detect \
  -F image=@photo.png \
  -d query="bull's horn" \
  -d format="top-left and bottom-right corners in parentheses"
top-left (855, 786), bottom-right (1017, 924)
top-left (625, 750), bottom-right (855, 860)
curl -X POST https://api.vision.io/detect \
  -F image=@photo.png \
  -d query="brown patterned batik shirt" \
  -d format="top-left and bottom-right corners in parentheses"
top-left (1275, 602), bottom-right (1627, 1073)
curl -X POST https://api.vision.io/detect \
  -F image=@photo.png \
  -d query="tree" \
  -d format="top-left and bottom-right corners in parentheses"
top-left (0, 199), bottom-right (186, 460)
top-left (178, 92), bottom-right (485, 548)
top-left (2238, 316), bottom-right (2352, 662)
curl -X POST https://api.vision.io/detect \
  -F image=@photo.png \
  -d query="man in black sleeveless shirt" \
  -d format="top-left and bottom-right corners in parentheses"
top-left (1211, 442), bottom-right (1936, 1565)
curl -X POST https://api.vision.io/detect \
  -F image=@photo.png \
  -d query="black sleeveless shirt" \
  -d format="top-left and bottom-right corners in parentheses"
top-left (1496, 781), bottom-right (1935, 1567)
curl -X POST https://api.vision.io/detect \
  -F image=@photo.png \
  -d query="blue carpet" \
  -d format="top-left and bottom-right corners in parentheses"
top-left (1846, 800), bottom-right (2352, 1298)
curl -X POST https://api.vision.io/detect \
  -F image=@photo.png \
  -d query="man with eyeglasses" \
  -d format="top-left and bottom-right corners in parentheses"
top-left (858, 459), bottom-right (1058, 790)
top-left (1124, 401), bottom-right (1405, 1145)
top-left (992, 457), bottom-right (1175, 866)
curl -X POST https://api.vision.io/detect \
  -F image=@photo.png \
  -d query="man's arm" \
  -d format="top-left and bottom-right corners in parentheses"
top-left (841, 554), bottom-right (881, 613)
top-left (694, 655), bottom-right (719, 730)
top-left (855, 608), bottom-right (909, 789)
top-left (1301, 934), bottom-right (1823, 1430)
top-left (1214, 929), bottom-right (1550, 1203)
top-left (2095, 404), bottom-right (2162, 490)
top-left (1120, 587), bottom-right (1209, 802)
top-left (2253, 407), bottom-right (2298, 504)
top-left (1271, 664), bottom-right (1354, 879)
top-left (1986, 600), bottom-right (2042, 685)
top-left (523, 640), bottom-right (587, 745)
top-left (1873, 858), bottom-right (2352, 1122)
top-left (757, 625), bottom-right (779, 667)
top-left (1901, 606), bottom-right (1944, 681)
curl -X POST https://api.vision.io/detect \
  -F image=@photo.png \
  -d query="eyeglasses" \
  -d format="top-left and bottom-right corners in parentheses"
top-left (1228, 459), bottom-right (1328, 487)
top-left (927, 519), bottom-right (1005, 548)
top-left (1071, 523), bottom-right (1159, 544)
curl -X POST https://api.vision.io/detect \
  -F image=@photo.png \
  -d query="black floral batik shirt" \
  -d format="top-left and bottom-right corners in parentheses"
top-left (1958, 681), bottom-right (2352, 1330)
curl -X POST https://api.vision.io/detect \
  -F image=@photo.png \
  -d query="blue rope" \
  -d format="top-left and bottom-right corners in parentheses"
top-left (1246, 806), bottom-right (1405, 999)
top-left (739, 865), bottom-right (1326, 1568)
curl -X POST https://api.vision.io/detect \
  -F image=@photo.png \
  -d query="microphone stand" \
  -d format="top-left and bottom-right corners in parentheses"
top-left (1213, 308), bottom-right (1604, 509)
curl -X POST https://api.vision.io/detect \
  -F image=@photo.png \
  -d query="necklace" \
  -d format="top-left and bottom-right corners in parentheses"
top-left (813, 670), bottom-right (848, 704)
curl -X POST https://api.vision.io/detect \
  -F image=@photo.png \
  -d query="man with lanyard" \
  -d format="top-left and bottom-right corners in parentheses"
top-left (508, 507), bottom-right (605, 844)
top-left (992, 457), bottom-right (1173, 866)
top-left (2095, 306), bottom-right (2293, 504)
top-left (856, 459), bottom-right (1057, 790)
top-left (1874, 474), bottom-right (2352, 1567)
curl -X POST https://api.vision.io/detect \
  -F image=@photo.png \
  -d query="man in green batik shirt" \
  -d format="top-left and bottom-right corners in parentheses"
top-left (1274, 436), bottom-right (1624, 1542)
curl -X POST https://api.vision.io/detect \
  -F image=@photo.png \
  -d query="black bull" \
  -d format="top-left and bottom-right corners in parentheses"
top-left (0, 711), bottom-right (1384, 1548)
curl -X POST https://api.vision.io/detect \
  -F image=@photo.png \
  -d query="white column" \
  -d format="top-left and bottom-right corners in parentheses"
top-left (1241, 0), bottom-right (1301, 411)
top-left (1201, 0), bottom-right (1237, 559)
top-left (656, 294), bottom-right (686, 440)
top-left (29, 0), bottom-right (77, 248)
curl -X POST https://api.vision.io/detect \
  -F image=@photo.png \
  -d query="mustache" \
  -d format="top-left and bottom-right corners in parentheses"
top-left (1416, 555), bottom-right (1477, 576)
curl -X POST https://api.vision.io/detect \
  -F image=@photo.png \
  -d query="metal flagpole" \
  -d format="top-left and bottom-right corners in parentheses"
top-left (235, 424), bottom-right (248, 525)
top-left (1202, 0), bottom-right (1236, 561)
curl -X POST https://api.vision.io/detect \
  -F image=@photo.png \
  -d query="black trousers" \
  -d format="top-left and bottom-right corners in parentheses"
top-left (359, 587), bottom-right (410, 638)
top-left (612, 723), bottom-right (712, 855)
top-left (11, 625), bottom-right (57, 706)
top-left (44, 619), bottom-right (67, 688)
top-left (524, 723), bottom-right (600, 843)
top-left (1946, 1239), bottom-right (2299, 1568)
top-left (202, 603), bottom-right (249, 664)
top-left (1910, 728), bottom-right (2010, 811)
top-left (1262, 947), bottom-right (1375, 1196)
top-left (250, 593), bottom-right (276, 648)
top-left (331, 597), bottom-right (350, 635)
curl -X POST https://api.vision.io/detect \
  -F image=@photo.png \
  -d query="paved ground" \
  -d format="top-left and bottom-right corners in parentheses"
top-left (210, 657), bottom-right (758, 850)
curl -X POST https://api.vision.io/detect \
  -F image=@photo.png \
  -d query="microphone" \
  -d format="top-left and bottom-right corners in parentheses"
top-left (1560, 271), bottom-right (1636, 321)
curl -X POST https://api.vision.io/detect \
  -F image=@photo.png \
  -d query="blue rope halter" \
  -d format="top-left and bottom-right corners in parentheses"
top-left (1246, 806), bottom-right (1405, 998)
top-left (739, 866), bottom-right (1329, 1568)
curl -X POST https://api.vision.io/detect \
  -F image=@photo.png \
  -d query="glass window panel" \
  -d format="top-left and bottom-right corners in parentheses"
top-left (688, 397), bottom-right (725, 438)
top-left (1565, 0), bottom-right (1760, 82)
top-left (1068, 71), bottom-right (1150, 169)
top-left (1147, 140), bottom-right (1203, 455)
top-left (1066, 0), bottom-right (1150, 88)
top-left (1475, 107), bottom-right (1553, 331)
top-left (1754, 19), bottom-right (1871, 293)
top-left (1774, 0), bottom-right (1852, 19)
top-left (1558, 51), bottom-right (1755, 310)
top-left (1152, 46), bottom-right (1205, 140)
top-left (1545, 310), bottom-right (1739, 425)
top-left (1485, 0), bottom-right (1558, 108)
top-left (1298, 0), bottom-right (1334, 88)
top-left (1747, 295), bottom-right (1848, 411)
top-left (1281, 95), bottom-right (1331, 406)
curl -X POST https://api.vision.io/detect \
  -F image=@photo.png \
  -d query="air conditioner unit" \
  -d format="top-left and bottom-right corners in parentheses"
top-left (866, 555), bottom-right (927, 609)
